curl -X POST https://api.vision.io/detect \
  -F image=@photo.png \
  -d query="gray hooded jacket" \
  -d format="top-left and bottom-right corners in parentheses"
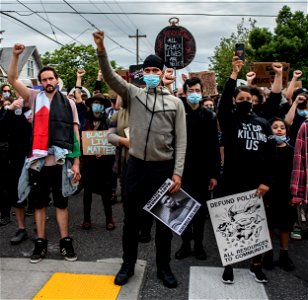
top-left (97, 49), bottom-right (187, 177)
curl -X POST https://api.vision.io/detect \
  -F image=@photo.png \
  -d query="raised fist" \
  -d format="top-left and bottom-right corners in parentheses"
top-left (163, 68), bottom-right (176, 86)
top-left (93, 31), bottom-right (104, 47)
top-left (246, 71), bottom-right (256, 81)
top-left (293, 70), bottom-right (302, 79)
top-left (272, 62), bottom-right (283, 74)
top-left (13, 44), bottom-right (25, 56)
top-left (77, 69), bottom-right (85, 77)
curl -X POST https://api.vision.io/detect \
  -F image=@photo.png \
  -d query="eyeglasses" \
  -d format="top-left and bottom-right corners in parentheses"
top-left (2, 90), bottom-right (10, 92)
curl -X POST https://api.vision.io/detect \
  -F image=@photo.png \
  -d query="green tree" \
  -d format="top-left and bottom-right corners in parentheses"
top-left (209, 19), bottom-right (256, 91)
top-left (249, 6), bottom-right (308, 85)
top-left (41, 43), bottom-right (122, 93)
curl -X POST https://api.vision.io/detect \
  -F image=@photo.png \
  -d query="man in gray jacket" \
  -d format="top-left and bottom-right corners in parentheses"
top-left (93, 31), bottom-right (187, 288)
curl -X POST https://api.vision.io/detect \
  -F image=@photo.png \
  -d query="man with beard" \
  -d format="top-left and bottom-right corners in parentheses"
top-left (8, 43), bottom-right (81, 263)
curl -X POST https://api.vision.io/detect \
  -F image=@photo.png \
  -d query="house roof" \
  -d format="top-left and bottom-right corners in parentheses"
top-left (0, 46), bottom-right (43, 76)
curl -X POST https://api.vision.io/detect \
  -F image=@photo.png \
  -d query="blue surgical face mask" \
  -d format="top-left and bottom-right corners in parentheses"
top-left (187, 93), bottom-right (202, 105)
top-left (297, 109), bottom-right (308, 118)
top-left (2, 92), bottom-right (10, 98)
top-left (92, 103), bottom-right (104, 113)
top-left (272, 135), bottom-right (288, 145)
top-left (143, 74), bottom-right (161, 88)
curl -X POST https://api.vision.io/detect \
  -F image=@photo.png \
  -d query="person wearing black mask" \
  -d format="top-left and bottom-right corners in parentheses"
top-left (217, 56), bottom-right (276, 285)
top-left (246, 63), bottom-right (284, 121)
top-left (174, 77), bottom-right (220, 261)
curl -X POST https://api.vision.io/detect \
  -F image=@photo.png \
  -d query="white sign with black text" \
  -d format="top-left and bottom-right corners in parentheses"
top-left (207, 190), bottom-right (272, 266)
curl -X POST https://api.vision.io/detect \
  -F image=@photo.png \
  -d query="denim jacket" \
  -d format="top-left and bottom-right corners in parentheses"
top-left (18, 146), bottom-right (77, 203)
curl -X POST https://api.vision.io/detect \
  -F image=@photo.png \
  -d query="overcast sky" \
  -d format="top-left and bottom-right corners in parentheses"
top-left (1, 0), bottom-right (307, 78)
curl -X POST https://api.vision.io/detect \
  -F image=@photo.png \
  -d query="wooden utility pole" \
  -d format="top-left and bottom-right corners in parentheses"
top-left (129, 29), bottom-right (146, 65)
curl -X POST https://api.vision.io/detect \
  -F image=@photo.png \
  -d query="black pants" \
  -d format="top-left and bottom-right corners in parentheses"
top-left (0, 142), bottom-right (10, 218)
top-left (82, 156), bottom-right (114, 222)
top-left (83, 186), bottom-right (112, 222)
top-left (180, 182), bottom-right (210, 247)
top-left (181, 204), bottom-right (206, 247)
top-left (122, 156), bottom-right (174, 268)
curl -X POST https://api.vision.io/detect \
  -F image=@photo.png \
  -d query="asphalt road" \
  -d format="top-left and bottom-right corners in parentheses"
top-left (1, 190), bottom-right (308, 300)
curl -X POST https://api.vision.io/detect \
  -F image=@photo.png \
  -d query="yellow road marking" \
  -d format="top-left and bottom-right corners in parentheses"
top-left (33, 272), bottom-right (121, 300)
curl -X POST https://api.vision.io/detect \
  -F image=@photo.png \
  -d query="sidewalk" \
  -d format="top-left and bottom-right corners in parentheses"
top-left (0, 257), bottom-right (146, 300)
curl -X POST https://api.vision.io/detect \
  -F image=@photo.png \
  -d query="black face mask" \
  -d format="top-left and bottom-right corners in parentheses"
top-left (236, 101), bottom-right (252, 115)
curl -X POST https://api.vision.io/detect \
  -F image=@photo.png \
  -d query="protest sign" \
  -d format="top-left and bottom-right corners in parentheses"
top-left (81, 130), bottom-right (116, 155)
top-left (164, 36), bottom-right (184, 68)
top-left (188, 71), bottom-right (218, 96)
top-left (155, 18), bottom-right (196, 70)
top-left (143, 178), bottom-right (201, 235)
top-left (207, 190), bottom-right (272, 266)
top-left (129, 64), bottom-right (144, 86)
top-left (116, 69), bottom-right (130, 82)
top-left (250, 62), bottom-right (290, 88)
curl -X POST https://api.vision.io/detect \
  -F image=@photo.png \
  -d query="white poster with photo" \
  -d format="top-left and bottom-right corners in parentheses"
top-left (143, 179), bottom-right (201, 235)
top-left (207, 190), bottom-right (272, 266)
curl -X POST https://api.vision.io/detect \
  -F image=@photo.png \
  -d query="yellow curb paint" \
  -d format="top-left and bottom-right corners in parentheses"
top-left (32, 272), bottom-right (121, 300)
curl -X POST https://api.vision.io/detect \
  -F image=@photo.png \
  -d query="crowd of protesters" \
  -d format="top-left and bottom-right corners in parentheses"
top-left (0, 31), bottom-right (307, 289)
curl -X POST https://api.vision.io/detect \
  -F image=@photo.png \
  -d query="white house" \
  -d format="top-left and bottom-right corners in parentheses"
top-left (0, 46), bottom-right (43, 86)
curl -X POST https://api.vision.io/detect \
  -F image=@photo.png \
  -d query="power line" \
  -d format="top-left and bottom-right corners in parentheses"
top-left (89, 0), bottom-right (144, 55)
top-left (62, 0), bottom-right (137, 56)
top-left (5, 11), bottom-right (281, 17)
top-left (15, 0), bottom-right (86, 45)
top-left (89, 0), bottom-right (130, 36)
top-left (113, 0), bottom-right (138, 32)
top-left (62, 0), bottom-right (99, 29)
top-left (0, 12), bottom-right (64, 46)
top-left (102, 0), bottom-right (135, 34)
top-left (40, 0), bottom-right (58, 43)
top-left (2, 1), bottom-right (306, 3)
top-left (114, 0), bottom-right (153, 53)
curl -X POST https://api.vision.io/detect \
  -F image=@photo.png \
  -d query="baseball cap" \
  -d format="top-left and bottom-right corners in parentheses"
top-left (292, 87), bottom-right (308, 101)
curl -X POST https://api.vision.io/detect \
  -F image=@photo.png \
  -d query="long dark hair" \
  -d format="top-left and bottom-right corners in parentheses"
top-left (233, 86), bottom-right (252, 99)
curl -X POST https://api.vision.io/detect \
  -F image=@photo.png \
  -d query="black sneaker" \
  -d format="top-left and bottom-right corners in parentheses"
top-left (59, 237), bottom-right (77, 262)
top-left (193, 245), bottom-right (207, 260)
top-left (30, 238), bottom-right (48, 263)
top-left (175, 245), bottom-right (192, 260)
top-left (249, 264), bottom-right (268, 283)
top-left (222, 265), bottom-right (234, 284)
top-left (279, 250), bottom-right (295, 271)
top-left (0, 217), bottom-right (11, 227)
top-left (11, 229), bottom-right (28, 245)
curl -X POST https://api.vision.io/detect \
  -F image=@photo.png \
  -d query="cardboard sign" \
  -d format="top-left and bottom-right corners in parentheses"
top-left (116, 69), bottom-right (130, 82)
top-left (188, 71), bottom-right (218, 96)
top-left (250, 62), bottom-right (290, 88)
top-left (207, 190), bottom-right (272, 266)
top-left (82, 130), bottom-right (116, 155)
